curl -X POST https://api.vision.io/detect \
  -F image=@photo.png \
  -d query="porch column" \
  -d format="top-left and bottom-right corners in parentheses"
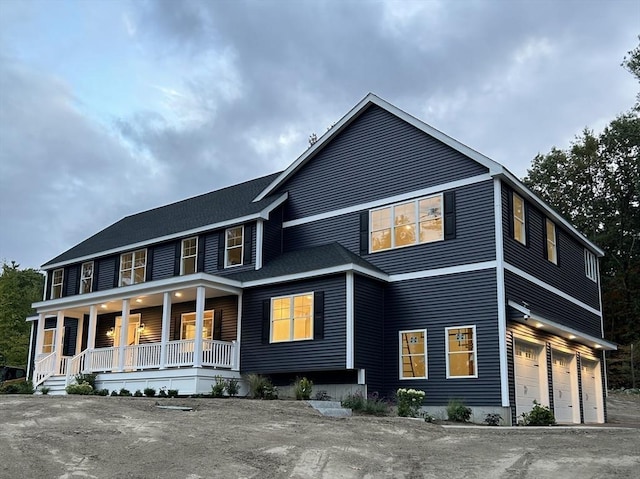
top-left (35, 313), bottom-right (46, 357)
top-left (87, 305), bottom-right (98, 372)
top-left (193, 286), bottom-right (205, 368)
top-left (159, 292), bottom-right (171, 369)
top-left (234, 292), bottom-right (242, 371)
top-left (117, 299), bottom-right (130, 372)
top-left (55, 310), bottom-right (65, 374)
top-left (75, 314), bottom-right (84, 356)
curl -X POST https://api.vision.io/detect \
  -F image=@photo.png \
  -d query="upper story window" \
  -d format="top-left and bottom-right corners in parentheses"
top-left (399, 329), bottom-right (427, 379)
top-left (585, 250), bottom-right (597, 282)
top-left (271, 293), bottom-right (313, 343)
top-left (225, 226), bottom-right (244, 267)
top-left (545, 219), bottom-right (557, 265)
top-left (181, 237), bottom-right (198, 275)
top-left (445, 325), bottom-right (478, 378)
top-left (80, 261), bottom-right (93, 294)
top-left (119, 249), bottom-right (147, 286)
top-left (513, 192), bottom-right (526, 245)
top-left (51, 269), bottom-right (64, 299)
top-left (370, 194), bottom-right (443, 252)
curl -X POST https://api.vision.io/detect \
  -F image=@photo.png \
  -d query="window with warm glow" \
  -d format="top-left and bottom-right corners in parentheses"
top-left (180, 311), bottom-right (214, 340)
top-left (181, 237), bottom-right (198, 275)
top-left (80, 262), bottom-right (93, 294)
top-left (399, 330), bottom-right (427, 379)
top-left (119, 249), bottom-right (146, 286)
top-left (545, 219), bottom-right (557, 264)
top-left (445, 326), bottom-right (477, 378)
top-left (370, 194), bottom-right (443, 252)
top-left (225, 226), bottom-right (244, 267)
top-left (271, 293), bottom-right (313, 342)
top-left (51, 269), bottom-right (64, 299)
top-left (42, 329), bottom-right (55, 353)
top-left (513, 193), bottom-right (526, 245)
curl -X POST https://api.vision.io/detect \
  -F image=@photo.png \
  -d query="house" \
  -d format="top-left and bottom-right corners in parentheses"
top-left (28, 93), bottom-right (615, 424)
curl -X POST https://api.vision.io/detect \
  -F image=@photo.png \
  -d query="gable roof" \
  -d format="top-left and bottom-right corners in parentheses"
top-left (43, 172), bottom-right (285, 268)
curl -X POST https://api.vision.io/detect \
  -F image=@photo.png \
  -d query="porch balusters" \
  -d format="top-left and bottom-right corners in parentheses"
top-left (159, 292), bottom-right (171, 369)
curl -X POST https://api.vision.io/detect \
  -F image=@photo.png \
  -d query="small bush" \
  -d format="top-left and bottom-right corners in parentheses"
top-left (315, 390), bottom-right (331, 401)
top-left (110, 390), bottom-right (118, 396)
top-left (118, 388), bottom-right (132, 397)
top-left (396, 388), bottom-right (425, 417)
top-left (133, 390), bottom-right (143, 397)
top-left (158, 388), bottom-right (168, 398)
top-left (167, 389), bottom-right (179, 398)
top-left (66, 382), bottom-right (93, 395)
top-left (40, 386), bottom-right (50, 395)
top-left (211, 376), bottom-right (226, 398)
top-left (143, 387), bottom-right (156, 398)
top-left (484, 413), bottom-right (502, 426)
top-left (294, 377), bottom-right (313, 400)
top-left (74, 373), bottom-right (97, 390)
top-left (422, 412), bottom-right (436, 423)
top-left (447, 399), bottom-right (471, 422)
top-left (244, 373), bottom-right (277, 399)
top-left (0, 380), bottom-right (34, 395)
top-left (341, 391), bottom-right (365, 410)
top-left (94, 388), bottom-right (109, 396)
top-left (342, 391), bottom-right (389, 416)
top-left (226, 378), bottom-right (240, 397)
top-left (521, 400), bottom-right (555, 426)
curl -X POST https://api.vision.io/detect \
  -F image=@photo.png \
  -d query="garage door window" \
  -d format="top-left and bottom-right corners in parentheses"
top-left (445, 325), bottom-right (477, 378)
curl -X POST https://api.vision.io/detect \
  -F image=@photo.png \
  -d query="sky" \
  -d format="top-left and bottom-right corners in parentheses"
top-left (0, 0), bottom-right (638, 270)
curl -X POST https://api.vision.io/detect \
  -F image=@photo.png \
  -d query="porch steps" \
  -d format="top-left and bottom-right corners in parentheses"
top-left (307, 400), bottom-right (352, 418)
top-left (39, 377), bottom-right (67, 395)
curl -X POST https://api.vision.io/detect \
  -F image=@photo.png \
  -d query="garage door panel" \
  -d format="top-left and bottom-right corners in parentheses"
top-left (552, 351), bottom-right (578, 423)
top-left (514, 341), bottom-right (544, 417)
top-left (581, 359), bottom-right (602, 423)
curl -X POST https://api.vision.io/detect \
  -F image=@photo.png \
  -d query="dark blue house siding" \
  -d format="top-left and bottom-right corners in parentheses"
top-left (96, 256), bottom-right (117, 291)
top-left (502, 184), bottom-right (600, 310)
top-left (284, 180), bottom-right (496, 275)
top-left (151, 243), bottom-right (175, 280)
top-left (505, 270), bottom-right (602, 338)
top-left (63, 264), bottom-right (80, 297)
top-left (240, 275), bottom-right (346, 374)
top-left (203, 223), bottom-right (255, 277)
top-left (276, 104), bottom-right (489, 222)
top-left (383, 269), bottom-right (502, 406)
top-left (354, 275), bottom-right (385, 394)
top-left (263, 205), bottom-right (284, 265)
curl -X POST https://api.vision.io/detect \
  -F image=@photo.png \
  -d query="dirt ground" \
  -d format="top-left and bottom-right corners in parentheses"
top-left (0, 393), bottom-right (639, 479)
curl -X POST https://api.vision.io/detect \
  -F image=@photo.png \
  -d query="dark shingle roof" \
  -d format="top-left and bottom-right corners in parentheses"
top-left (227, 242), bottom-right (387, 283)
top-left (44, 172), bottom-right (283, 266)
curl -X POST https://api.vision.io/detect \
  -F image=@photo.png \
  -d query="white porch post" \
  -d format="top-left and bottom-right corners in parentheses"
top-left (35, 313), bottom-right (46, 357)
top-left (193, 286), bottom-right (205, 368)
top-left (117, 299), bottom-right (130, 372)
top-left (55, 310), bottom-right (65, 374)
top-left (75, 314), bottom-right (84, 356)
top-left (234, 292), bottom-right (242, 371)
top-left (159, 292), bottom-right (171, 369)
top-left (87, 305), bottom-right (98, 372)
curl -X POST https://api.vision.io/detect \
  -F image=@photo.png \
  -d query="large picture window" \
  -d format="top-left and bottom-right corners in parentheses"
top-left (80, 261), bottom-right (93, 294)
top-left (181, 237), bottom-right (198, 275)
top-left (180, 311), bottom-right (214, 340)
top-left (51, 269), bottom-right (64, 299)
top-left (545, 219), bottom-right (557, 265)
top-left (399, 330), bottom-right (427, 379)
top-left (225, 226), bottom-right (244, 267)
top-left (513, 193), bottom-right (526, 245)
top-left (445, 325), bottom-right (477, 378)
top-left (271, 293), bottom-right (313, 342)
top-left (119, 249), bottom-right (147, 286)
top-left (370, 194), bottom-right (443, 252)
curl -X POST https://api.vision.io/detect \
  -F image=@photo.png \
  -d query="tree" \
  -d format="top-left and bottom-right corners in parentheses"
top-left (0, 262), bottom-right (44, 367)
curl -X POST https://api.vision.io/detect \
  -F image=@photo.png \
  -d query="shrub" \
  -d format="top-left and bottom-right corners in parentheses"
top-left (244, 373), bottom-right (277, 399)
top-left (211, 376), bottom-right (226, 398)
top-left (294, 377), bottom-right (313, 400)
top-left (158, 388), bottom-right (168, 398)
top-left (110, 390), bottom-right (118, 396)
top-left (94, 388), bottom-right (109, 396)
top-left (40, 386), bottom-right (50, 395)
top-left (167, 389), bottom-right (179, 398)
top-left (0, 380), bottom-right (34, 395)
top-left (134, 390), bottom-right (143, 397)
top-left (422, 412), bottom-right (436, 423)
top-left (74, 373), bottom-right (97, 390)
top-left (342, 391), bottom-right (389, 416)
top-left (341, 391), bottom-right (365, 411)
top-left (226, 378), bottom-right (240, 397)
top-left (118, 388), bottom-right (132, 397)
top-left (484, 413), bottom-right (502, 426)
top-left (315, 390), bottom-right (331, 401)
top-left (447, 399), bottom-right (471, 422)
top-left (396, 388), bottom-right (425, 418)
top-left (521, 400), bottom-right (555, 426)
top-left (66, 382), bottom-right (93, 395)
top-left (143, 387), bottom-right (156, 398)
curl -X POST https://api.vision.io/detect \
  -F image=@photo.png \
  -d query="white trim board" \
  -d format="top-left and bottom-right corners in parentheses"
top-left (389, 261), bottom-right (496, 282)
top-left (494, 178), bottom-right (510, 407)
top-left (345, 272), bottom-right (354, 369)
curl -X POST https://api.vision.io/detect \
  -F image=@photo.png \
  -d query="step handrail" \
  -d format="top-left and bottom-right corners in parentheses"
top-left (65, 349), bottom-right (89, 386)
top-left (33, 351), bottom-right (57, 388)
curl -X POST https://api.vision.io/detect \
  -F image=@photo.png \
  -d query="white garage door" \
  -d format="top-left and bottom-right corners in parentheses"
top-left (581, 359), bottom-right (603, 423)
top-left (552, 351), bottom-right (578, 423)
top-left (514, 341), bottom-right (544, 417)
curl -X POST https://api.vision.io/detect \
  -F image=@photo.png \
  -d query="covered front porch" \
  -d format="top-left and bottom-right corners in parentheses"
top-left (31, 274), bottom-right (243, 391)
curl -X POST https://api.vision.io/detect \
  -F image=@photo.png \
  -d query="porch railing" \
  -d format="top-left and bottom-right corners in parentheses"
top-left (202, 339), bottom-right (235, 368)
top-left (166, 339), bottom-right (194, 367)
top-left (34, 352), bottom-right (57, 387)
top-left (90, 347), bottom-right (116, 372)
top-left (65, 349), bottom-right (89, 386)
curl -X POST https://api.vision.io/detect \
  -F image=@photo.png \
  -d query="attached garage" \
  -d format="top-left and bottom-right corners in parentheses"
top-left (514, 339), bottom-right (547, 417)
top-left (581, 358), bottom-right (604, 423)
top-left (551, 350), bottom-right (579, 423)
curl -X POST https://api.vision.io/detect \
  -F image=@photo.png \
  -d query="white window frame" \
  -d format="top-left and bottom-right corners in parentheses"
top-left (545, 219), bottom-right (557, 265)
top-left (42, 328), bottom-right (56, 354)
top-left (584, 249), bottom-right (597, 282)
top-left (369, 193), bottom-right (444, 253)
top-left (270, 292), bottom-right (314, 343)
top-left (225, 226), bottom-right (244, 268)
top-left (180, 237), bottom-right (198, 275)
top-left (119, 249), bottom-right (147, 287)
top-left (445, 325), bottom-right (478, 379)
top-left (180, 310), bottom-right (214, 340)
top-left (51, 269), bottom-right (64, 299)
top-left (399, 329), bottom-right (428, 380)
top-left (513, 192), bottom-right (526, 245)
top-left (79, 261), bottom-right (94, 294)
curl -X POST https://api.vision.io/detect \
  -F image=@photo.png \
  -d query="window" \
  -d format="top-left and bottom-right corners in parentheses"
top-left (80, 262), bottom-right (93, 294)
top-left (585, 250), bottom-right (597, 282)
top-left (42, 329), bottom-right (55, 354)
top-left (225, 226), bottom-right (244, 267)
top-left (181, 237), bottom-right (198, 275)
top-left (370, 194), bottom-right (443, 252)
top-left (545, 219), bottom-right (557, 265)
top-left (119, 249), bottom-right (147, 286)
top-left (399, 330), bottom-right (427, 379)
top-left (271, 293), bottom-right (313, 342)
top-left (180, 311), bottom-right (214, 340)
top-left (51, 269), bottom-right (64, 299)
top-left (513, 193), bottom-right (526, 245)
top-left (445, 325), bottom-right (477, 378)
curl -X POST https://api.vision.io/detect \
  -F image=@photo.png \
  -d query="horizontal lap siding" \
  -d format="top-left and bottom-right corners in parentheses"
top-left (241, 275), bottom-right (346, 374)
top-left (383, 269), bottom-right (501, 406)
top-left (64, 265), bottom-right (80, 297)
top-left (505, 270), bottom-right (602, 337)
top-left (354, 275), bottom-right (385, 393)
top-left (151, 243), bottom-right (175, 280)
top-left (96, 256), bottom-right (116, 291)
top-left (502, 185), bottom-right (600, 310)
top-left (263, 205), bottom-right (284, 265)
top-left (278, 105), bottom-right (488, 221)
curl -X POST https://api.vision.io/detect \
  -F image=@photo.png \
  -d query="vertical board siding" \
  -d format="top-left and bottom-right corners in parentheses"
top-left (152, 243), bottom-right (176, 280)
top-left (354, 275), bottom-right (385, 393)
top-left (505, 270), bottom-right (602, 337)
top-left (241, 275), bottom-right (347, 374)
top-left (96, 256), bottom-right (117, 291)
top-left (276, 105), bottom-right (489, 221)
top-left (501, 184), bottom-right (600, 310)
top-left (383, 269), bottom-right (501, 406)
top-left (263, 205), bottom-right (284, 265)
